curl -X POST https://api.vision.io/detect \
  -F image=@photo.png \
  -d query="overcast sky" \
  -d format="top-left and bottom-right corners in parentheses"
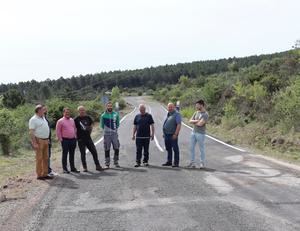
top-left (0, 0), bottom-right (299, 84)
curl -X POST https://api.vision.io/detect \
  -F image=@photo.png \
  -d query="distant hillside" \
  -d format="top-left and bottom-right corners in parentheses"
top-left (0, 50), bottom-right (291, 102)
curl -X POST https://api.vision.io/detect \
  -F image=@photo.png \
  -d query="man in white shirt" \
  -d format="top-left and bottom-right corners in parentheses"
top-left (29, 105), bottom-right (52, 180)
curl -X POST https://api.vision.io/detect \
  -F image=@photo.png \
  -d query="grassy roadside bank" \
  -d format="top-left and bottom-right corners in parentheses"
top-left (155, 97), bottom-right (300, 165)
top-left (208, 123), bottom-right (300, 164)
top-left (179, 106), bottom-right (300, 164)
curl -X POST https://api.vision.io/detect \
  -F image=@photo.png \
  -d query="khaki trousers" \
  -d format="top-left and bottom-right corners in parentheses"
top-left (35, 138), bottom-right (49, 177)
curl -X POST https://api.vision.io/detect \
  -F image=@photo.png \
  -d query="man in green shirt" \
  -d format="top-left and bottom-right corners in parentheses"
top-left (100, 102), bottom-right (120, 168)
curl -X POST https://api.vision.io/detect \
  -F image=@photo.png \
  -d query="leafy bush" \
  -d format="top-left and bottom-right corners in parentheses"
top-left (181, 107), bottom-right (194, 119)
top-left (46, 98), bottom-right (77, 128)
top-left (201, 77), bottom-right (225, 104)
top-left (274, 78), bottom-right (300, 133)
top-left (3, 89), bottom-right (25, 109)
top-left (0, 109), bottom-right (18, 155)
top-left (84, 100), bottom-right (104, 121)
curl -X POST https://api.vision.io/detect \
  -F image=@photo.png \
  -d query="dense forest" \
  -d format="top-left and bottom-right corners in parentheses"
top-left (0, 50), bottom-right (290, 103)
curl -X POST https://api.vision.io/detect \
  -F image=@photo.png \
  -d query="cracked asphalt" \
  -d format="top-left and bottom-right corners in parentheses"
top-left (24, 97), bottom-right (300, 231)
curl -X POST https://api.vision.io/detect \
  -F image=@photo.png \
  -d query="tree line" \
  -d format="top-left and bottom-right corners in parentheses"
top-left (0, 50), bottom-right (290, 104)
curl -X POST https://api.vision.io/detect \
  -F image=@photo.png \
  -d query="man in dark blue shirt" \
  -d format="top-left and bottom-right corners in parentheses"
top-left (132, 104), bottom-right (155, 167)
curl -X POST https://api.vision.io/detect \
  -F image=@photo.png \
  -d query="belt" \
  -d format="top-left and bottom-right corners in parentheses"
top-left (62, 137), bottom-right (76, 140)
top-left (36, 137), bottom-right (49, 140)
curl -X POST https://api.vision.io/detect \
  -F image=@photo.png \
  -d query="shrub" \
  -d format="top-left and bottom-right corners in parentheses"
top-left (274, 78), bottom-right (300, 133)
top-left (181, 107), bottom-right (194, 119)
top-left (0, 109), bottom-right (18, 155)
top-left (46, 98), bottom-right (77, 128)
top-left (3, 89), bottom-right (25, 109)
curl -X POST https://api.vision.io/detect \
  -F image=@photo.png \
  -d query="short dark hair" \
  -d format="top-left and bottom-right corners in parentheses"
top-left (35, 104), bottom-right (43, 113)
top-left (63, 107), bottom-right (70, 113)
top-left (196, 100), bottom-right (205, 106)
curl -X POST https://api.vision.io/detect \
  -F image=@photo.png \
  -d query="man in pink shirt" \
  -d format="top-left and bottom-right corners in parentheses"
top-left (56, 108), bottom-right (80, 173)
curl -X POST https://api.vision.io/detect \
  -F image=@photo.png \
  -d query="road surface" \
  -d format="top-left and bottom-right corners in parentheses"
top-left (24, 97), bottom-right (300, 231)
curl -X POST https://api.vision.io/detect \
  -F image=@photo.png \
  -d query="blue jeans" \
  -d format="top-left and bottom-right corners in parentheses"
top-left (164, 134), bottom-right (180, 165)
top-left (190, 132), bottom-right (206, 164)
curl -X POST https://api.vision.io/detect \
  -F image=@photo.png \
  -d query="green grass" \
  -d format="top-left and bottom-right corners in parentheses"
top-left (0, 149), bottom-right (35, 185)
top-left (208, 123), bottom-right (300, 164)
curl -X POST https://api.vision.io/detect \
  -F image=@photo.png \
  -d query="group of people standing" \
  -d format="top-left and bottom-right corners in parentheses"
top-left (28, 100), bottom-right (208, 180)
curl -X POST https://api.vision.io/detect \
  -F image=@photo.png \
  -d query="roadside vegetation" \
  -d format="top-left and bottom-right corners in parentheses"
top-left (153, 49), bottom-right (300, 162)
top-left (0, 47), bottom-right (299, 184)
top-left (0, 86), bottom-right (125, 186)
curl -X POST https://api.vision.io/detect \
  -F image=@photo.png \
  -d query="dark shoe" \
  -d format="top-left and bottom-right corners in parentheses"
top-left (162, 162), bottom-right (172, 166)
top-left (83, 168), bottom-right (88, 172)
top-left (114, 163), bottom-right (120, 168)
top-left (37, 177), bottom-right (45, 180)
top-left (71, 168), bottom-right (80, 173)
top-left (44, 176), bottom-right (54, 180)
top-left (143, 163), bottom-right (149, 167)
top-left (172, 164), bottom-right (179, 168)
top-left (134, 163), bottom-right (141, 168)
top-left (96, 165), bottom-right (103, 171)
top-left (63, 170), bottom-right (70, 174)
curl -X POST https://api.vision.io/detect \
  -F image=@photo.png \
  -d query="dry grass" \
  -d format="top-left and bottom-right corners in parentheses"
top-left (208, 122), bottom-right (300, 164)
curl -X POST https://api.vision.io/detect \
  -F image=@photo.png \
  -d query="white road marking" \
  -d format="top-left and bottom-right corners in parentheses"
top-left (244, 161), bottom-right (281, 176)
top-left (204, 173), bottom-right (234, 194)
top-left (161, 105), bottom-right (246, 152)
top-left (243, 161), bottom-right (300, 187)
top-left (93, 137), bottom-right (103, 147)
top-left (154, 135), bottom-right (164, 152)
top-left (148, 105), bottom-right (165, 152)
top-left (225, 155), bottom-right (244, 163)
top-left (86, 107), bottom-right (137, 153)
top-left (248, 153), bottom-right (300, 172)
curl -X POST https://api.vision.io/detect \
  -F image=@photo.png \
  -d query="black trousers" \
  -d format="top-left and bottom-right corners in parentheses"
top-left (61, 138), bottom-right (77, 171)
top-left (136, 138), bottom-right (150, 164)
top-left (78, 138), bottom-right (100, 168)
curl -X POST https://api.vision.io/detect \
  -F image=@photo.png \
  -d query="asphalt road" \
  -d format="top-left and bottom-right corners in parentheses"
top-left (25, 97), bottom-right (300, 231)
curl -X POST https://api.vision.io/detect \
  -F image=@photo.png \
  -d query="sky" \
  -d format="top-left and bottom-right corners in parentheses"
top-left (0, 0), bottom-right (299, 84)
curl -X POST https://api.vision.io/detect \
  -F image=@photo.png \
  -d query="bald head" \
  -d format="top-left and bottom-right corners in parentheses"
top-left (139, 104), bottom-right (146, 115)
top-left (167, 103), bottom-right (175, 112)
top-left (78, 105), bottom-right (86, 117)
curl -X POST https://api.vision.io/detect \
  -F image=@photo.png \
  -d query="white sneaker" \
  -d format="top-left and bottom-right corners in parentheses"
top-left (48, 171), bottom-right (59, 176)
top-left (186, 162), bottom-right (196, 168)
top-left (199, 163), bottom-right (205, 169)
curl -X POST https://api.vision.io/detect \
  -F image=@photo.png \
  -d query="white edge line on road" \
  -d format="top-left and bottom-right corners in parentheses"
top-left (154, 135), bottom-right (164, 152)
top-left (160, 105), bottom-right (246, 153)
top-left (86, 107), bottom-right (137, 154)
top-left (148, 106), bottom-right (165, 152)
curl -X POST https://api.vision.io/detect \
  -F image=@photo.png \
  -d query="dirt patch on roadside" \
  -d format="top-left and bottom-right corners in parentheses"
top-left (0, 172), bottom-right (56, 231)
